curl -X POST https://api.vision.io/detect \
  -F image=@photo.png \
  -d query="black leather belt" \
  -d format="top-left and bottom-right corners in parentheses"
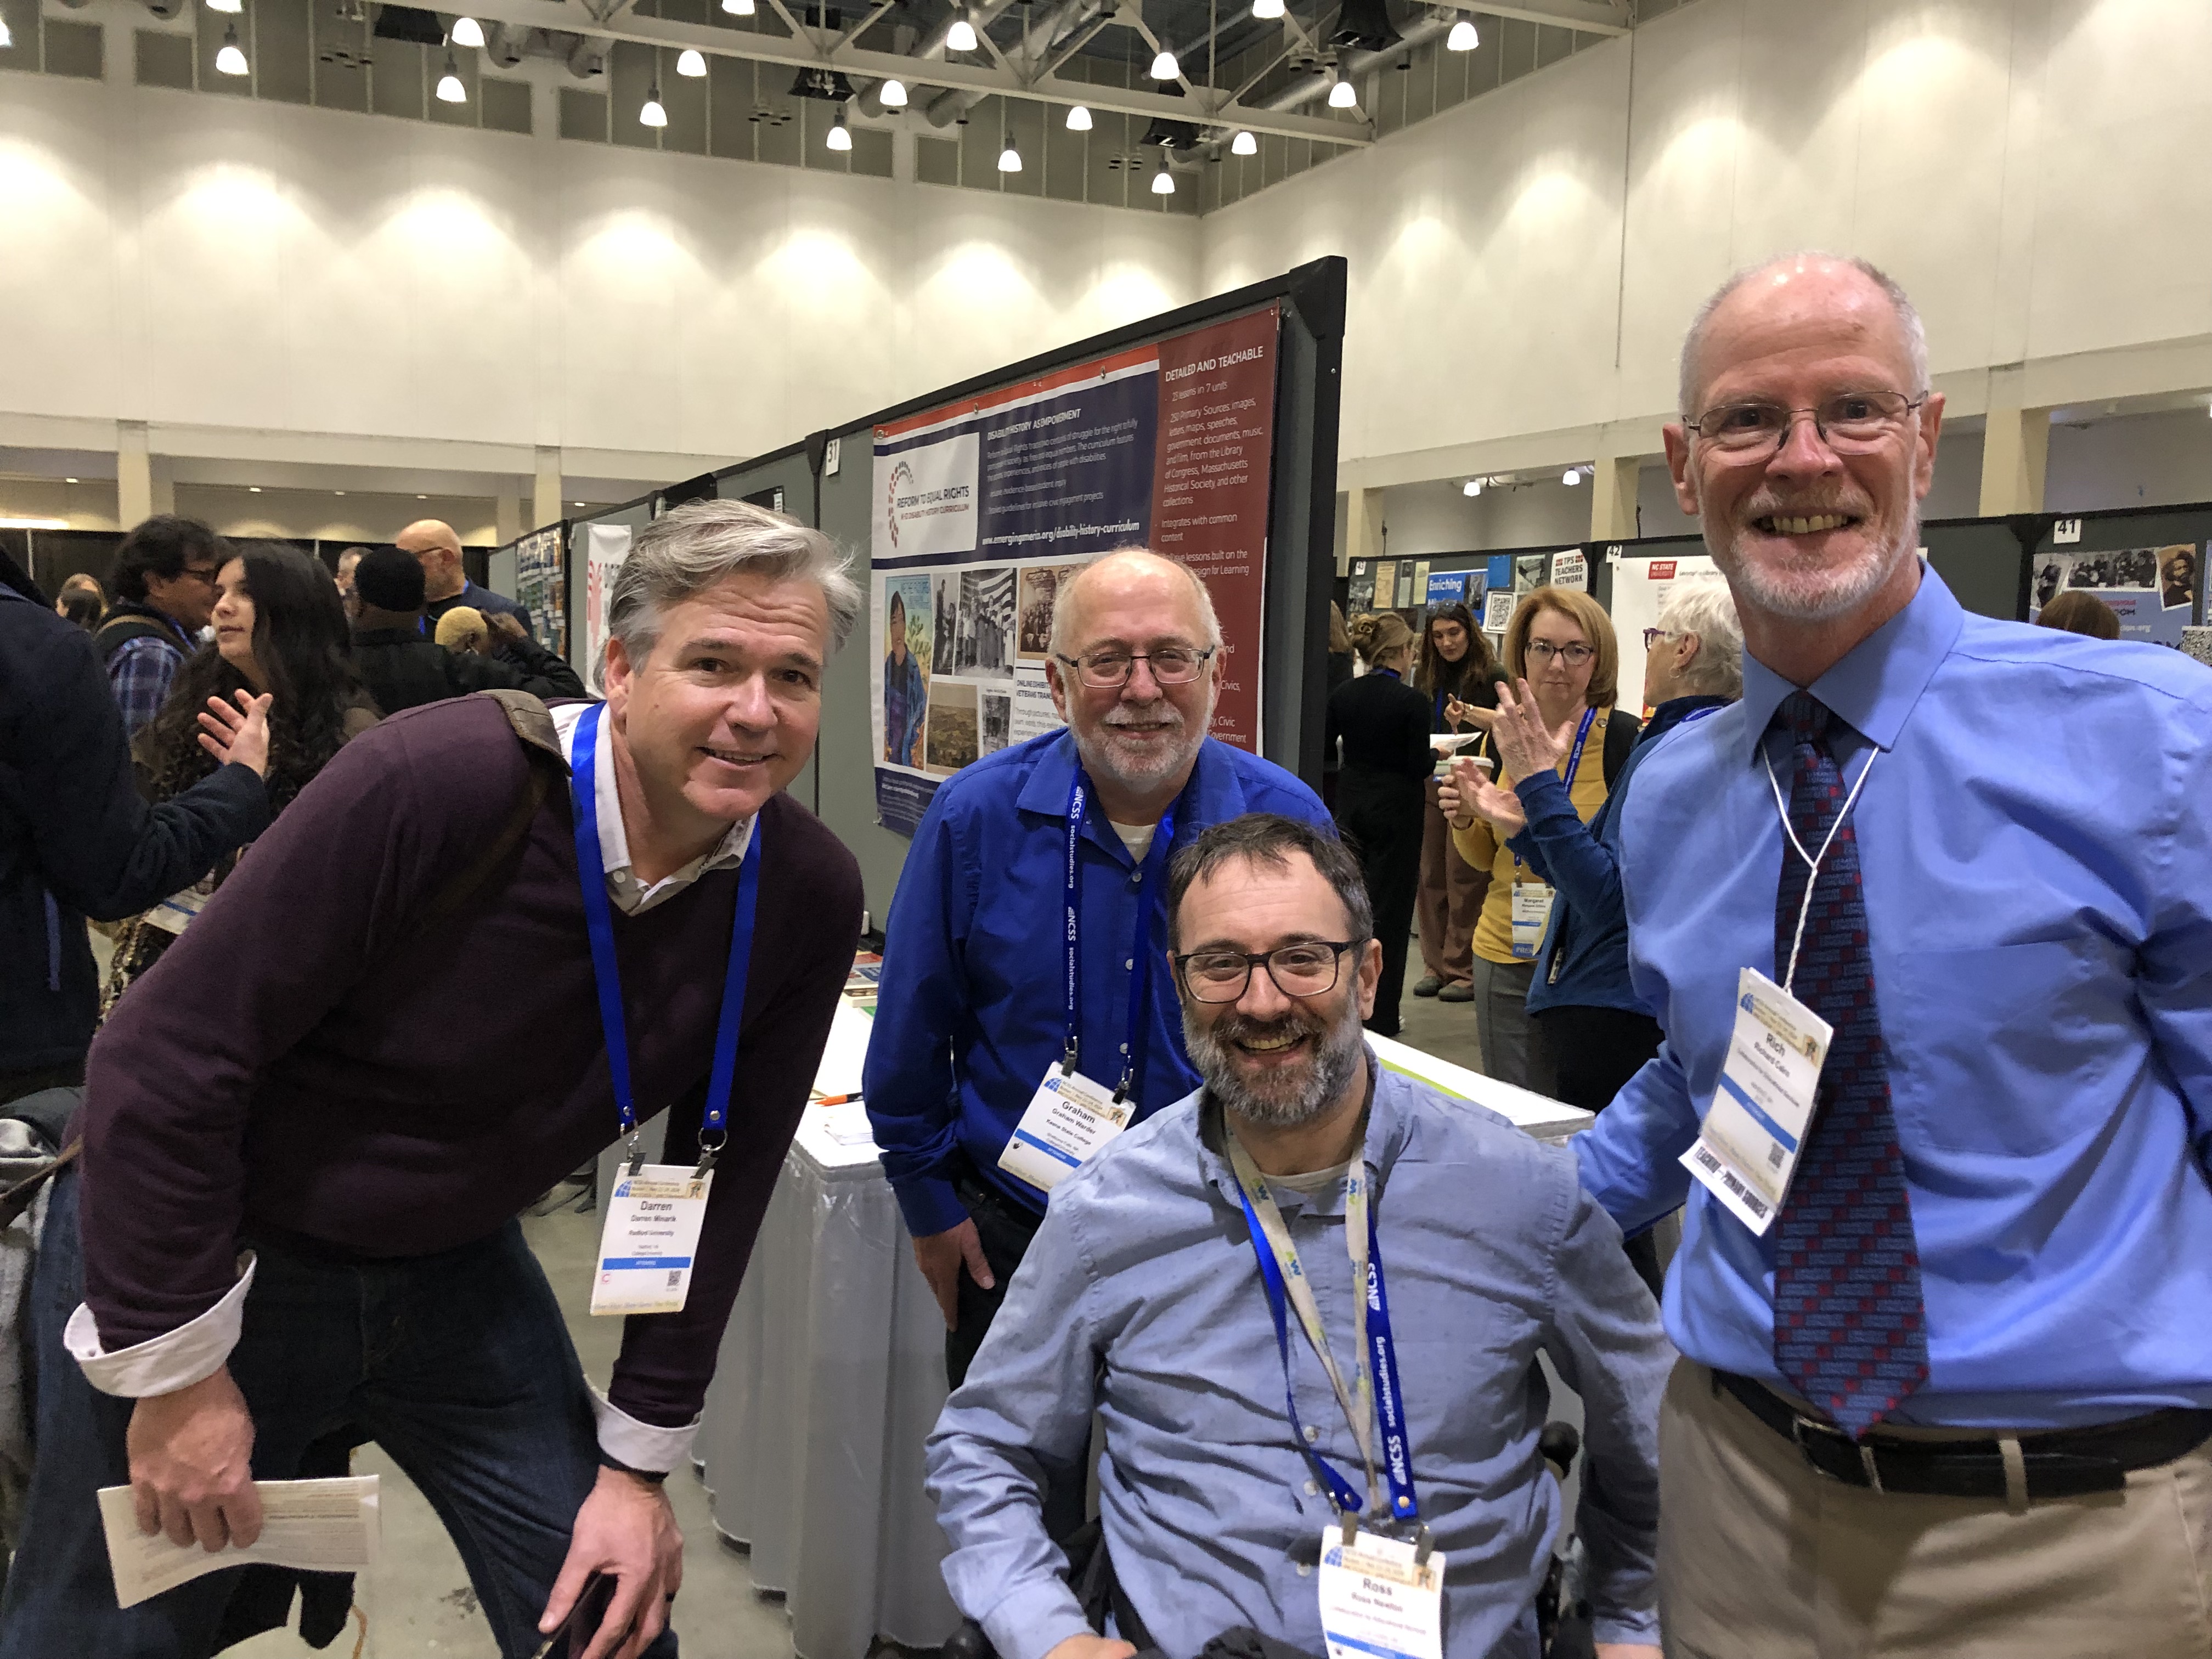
top-left (1713, 1370), bottom-right (2212, 1500)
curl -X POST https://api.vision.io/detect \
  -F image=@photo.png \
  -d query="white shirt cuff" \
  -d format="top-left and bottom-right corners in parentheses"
top-left (589, 1386), bottom-right (701, 1474)
top-left (64, 1254), bottom-right (257, 1398)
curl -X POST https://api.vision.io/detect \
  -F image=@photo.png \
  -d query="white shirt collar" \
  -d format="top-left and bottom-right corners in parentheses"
top-left (550, 702), bottom-right (755, 917)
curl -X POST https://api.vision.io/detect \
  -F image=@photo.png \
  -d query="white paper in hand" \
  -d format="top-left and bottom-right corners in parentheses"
top-left (99, 1476), bottom-right (380, 1609)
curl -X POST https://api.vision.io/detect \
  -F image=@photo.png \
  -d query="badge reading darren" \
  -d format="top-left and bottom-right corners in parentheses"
top-left (591, 1165), bottom-right (715, 1317)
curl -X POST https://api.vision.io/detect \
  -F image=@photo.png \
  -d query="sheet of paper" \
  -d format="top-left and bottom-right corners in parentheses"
top-left (99, 1476), bottom-right (380, 1609)
top-left (812, 997), bottom-right (874, 1101)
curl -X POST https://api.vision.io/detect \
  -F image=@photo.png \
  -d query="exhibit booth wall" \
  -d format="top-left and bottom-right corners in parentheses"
top-left (504, 259), bottom-right (1347, 928)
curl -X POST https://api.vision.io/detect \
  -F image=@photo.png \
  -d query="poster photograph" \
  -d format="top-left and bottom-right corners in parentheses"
top-left (868, 305), bottom-right (1282, 835)
top-left (512, 527), bottom-right (567, 658)
top-left (2028, 542), bottom-right (2199, 647)
top-left (881, 575), bottom-right (932, 768)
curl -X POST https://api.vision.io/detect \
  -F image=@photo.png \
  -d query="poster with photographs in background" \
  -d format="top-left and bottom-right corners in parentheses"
top-left (2029, 543), bottom-right (2202, 647)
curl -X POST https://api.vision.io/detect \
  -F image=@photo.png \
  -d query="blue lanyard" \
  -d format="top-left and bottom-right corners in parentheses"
top-left (1562, 704), bottom-right (1599, 783)
top-left (1062, 769), bottom-right (1178, 1101)
top-left (569, 702), bottom-right (762, 1170)
top-left (1237, 1178), bottom-right (1420, 1524)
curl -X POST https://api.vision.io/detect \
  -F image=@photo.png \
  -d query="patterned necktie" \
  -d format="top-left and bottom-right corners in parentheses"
top-left (1769, 691), bottom-right (1928, 1440)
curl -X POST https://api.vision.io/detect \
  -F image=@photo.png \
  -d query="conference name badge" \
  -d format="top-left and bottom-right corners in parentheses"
top-left (1509, 882), bottom-right (1554, 961)
top-left (591, 1165), bottom-right (714, 1316)
top-left (1680, 967), bottom-right (1832, 1237)
top-left (1317, 1530), bottom-right (1446, 1659)
top-left (998, 1067), bottom-right (1132, 1194)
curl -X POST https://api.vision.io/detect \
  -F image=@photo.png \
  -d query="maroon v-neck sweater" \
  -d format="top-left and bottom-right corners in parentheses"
top-left (80, 695), bottom-right (862, 1429)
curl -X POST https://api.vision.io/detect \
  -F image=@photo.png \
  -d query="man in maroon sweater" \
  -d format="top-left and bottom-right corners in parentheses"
top-left (0, 500), bottom-right (865, 1659)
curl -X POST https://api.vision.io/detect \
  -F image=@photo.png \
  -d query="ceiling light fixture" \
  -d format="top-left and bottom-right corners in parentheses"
top-left (946, 7), bottom-right (977, 51)
top-left (215, 22), bottom-right (249, 74)
top-left (722, 0), bottom-right (755, 14)
top-left (997, 136), bottom-right (1022, 172)
top-left (1251, 0), bottom-right (1284, 16)
top-left (1231, 129), bottom-right (1257, 155)
top-left (0, 16), bottom-right (12, 47)
top-left (640, 81), bottom-right (668, 125)
top-left (826, 108), bottom-right (853, 149)
top-left (1151, 155), bottom-right (1175, 194)
top-left (1445, 16), bottom-right (1477, 49)
top-left (879, 77), bottom-right (907, 106)
top-left (64, 477), bottom-right (78, 485)
top-left (449, 14), bottom-right (484, 47)
top-left (1327, 68), bottom-right (1357, 108)
top-left (417, 494), bottom-right (429, 501)
top-left (248, 486), bottom-right (262, 493)
top-left (1065, 104), bottom-right (1092, 131)
top-left (205, 0), bottom-right (241, 14)
top-left (1463, 478), bottom-right (1481, 496)
top-left (334, 490), bottom-right (346, 496)
top-left (1149, 46), bottom-right (1179, 79)
top-left (436, 52), bottom-right (466, 100)
top-left (676, 47), bottom-right (707, 75)
top-left (0, 518), bottom-right (68, 531)
top-left (1562, 467), bottom-right (1582, 486)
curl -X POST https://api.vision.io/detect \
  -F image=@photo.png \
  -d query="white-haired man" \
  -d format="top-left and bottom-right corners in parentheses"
top-left (866, 550), bottom-right (1333, 1517)
top-left (1, 501), bottom-right (865, 1659)
top-left (1575, 253), bottom-right (2212, 1656)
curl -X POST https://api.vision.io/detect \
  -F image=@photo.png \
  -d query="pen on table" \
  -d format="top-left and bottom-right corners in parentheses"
top-left (815, 1093), bottom-right (859, 1106)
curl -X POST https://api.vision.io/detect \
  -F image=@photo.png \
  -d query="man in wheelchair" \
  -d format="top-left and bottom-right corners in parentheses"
top-left (927, 814), bottom-right (1669, 1659)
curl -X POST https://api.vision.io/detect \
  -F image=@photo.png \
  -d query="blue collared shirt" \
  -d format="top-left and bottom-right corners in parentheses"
top-left (926, 1060), bottom-right (1671, 1659)
top-left (866, 729), bottom-right (1331, 1236)
top-left (1578, 565), bottom-right (2212, 1428)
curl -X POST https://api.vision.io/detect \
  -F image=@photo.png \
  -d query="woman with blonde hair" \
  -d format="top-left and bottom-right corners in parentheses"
top-left (1324, 610), bottom-right (1434, 1036)
top-left (1438, 586), bottom-right (1637, 1093)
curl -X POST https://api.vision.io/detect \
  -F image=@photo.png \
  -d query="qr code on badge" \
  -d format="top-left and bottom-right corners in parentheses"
top-left (1768, 1143), bottom-right (1786, 1170)
top-left (668, 1270), bottom-right (682, 1289)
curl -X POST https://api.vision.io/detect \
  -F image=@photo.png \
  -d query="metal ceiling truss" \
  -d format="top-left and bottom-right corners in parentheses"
top-left (435, 0), bottom-right (1628, 150)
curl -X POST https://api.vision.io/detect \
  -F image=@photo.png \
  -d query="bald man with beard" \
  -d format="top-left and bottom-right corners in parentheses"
top-left (397, 518), bottom-right (534, 633)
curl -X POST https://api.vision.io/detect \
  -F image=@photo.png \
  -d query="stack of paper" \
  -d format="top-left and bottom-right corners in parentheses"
top-left (99, 1476), bottom-right (381, 1609)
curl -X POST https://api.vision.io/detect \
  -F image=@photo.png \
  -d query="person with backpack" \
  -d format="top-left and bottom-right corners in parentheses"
top-left (350, 546), bottom-right (584, 714)
top-left (0, 500), bottom-right (863, 1659)
top-left (1442, 586), bottom-right (1638, 1097)
top-left (95, 518), bottom-right (230, 737)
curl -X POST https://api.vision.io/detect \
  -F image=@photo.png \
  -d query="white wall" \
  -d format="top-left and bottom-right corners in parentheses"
top-left (1205, 0), bottom-right (2212, 492)
top-left (0, 68), bottom-right (1199, 482)
top-left (2048, 407), bottom-right (2212, 512)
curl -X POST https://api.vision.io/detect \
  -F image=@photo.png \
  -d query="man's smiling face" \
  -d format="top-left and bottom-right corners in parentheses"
top-left (604, 570), bottom-right (828, 837)
top-left (1666, 259), bottom-right (1943, 625)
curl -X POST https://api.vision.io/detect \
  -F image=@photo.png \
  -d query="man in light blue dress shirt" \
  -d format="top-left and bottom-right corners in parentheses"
top-left (1578, 253), bottom-right (2212, 1657)
top-left (929, 815), bottom-right (1669, 1659)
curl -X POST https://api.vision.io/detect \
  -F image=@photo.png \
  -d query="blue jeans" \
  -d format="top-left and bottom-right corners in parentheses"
top-left (0, 1167), bottom-right (679, 1658)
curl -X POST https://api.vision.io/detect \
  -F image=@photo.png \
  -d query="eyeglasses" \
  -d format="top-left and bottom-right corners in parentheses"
top-left (1642, 628), bottom-right (1678, 651)
top-left (1522, 641), bottom-right (1594, 667)
top-left (1173, 939), bottom-right (1363, 1004)
top-left (179, 565), bottom-right (222, 588)
top-left (1055, 646), bottom-right (1216, 690)
top-left (1684, 391), bottom-right (1927, 459)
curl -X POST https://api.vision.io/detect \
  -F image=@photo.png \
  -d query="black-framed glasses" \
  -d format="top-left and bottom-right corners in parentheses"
top-left (179, 564), bottom-right (222, 588)
top-left (1523, 641), bottom-right (1594, 667)
top-left (1173, 939), bottom-right (1364, 1003)
top-left (1054, 646), bottom-right (1216, 689)
top-left (1684, 390), bottom-right (1927, 459)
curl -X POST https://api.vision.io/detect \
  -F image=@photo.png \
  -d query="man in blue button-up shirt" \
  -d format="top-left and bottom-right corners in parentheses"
top-left (1579, 253), bottom-right (2212, 1657)
top-left (866, 550), bottom-right (1331, 1417)
top-left (928, 814), bottom-right (1668, 1659)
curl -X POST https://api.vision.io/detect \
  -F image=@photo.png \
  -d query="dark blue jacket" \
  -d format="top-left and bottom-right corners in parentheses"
top-left (1510, 695), bottom-right (1731, 1018)
top-left (0, 578), bottom-right (268, 1075)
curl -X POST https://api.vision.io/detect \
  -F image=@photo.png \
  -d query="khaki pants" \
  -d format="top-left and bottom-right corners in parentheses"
top-left (1416, 778), bottom-right (1485, 985)
top-left (1657, 1361), bottom-right (2212, 1658)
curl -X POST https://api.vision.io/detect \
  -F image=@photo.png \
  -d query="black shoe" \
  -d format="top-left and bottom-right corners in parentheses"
top-left (1412, 975), bottom-right (1442, 997)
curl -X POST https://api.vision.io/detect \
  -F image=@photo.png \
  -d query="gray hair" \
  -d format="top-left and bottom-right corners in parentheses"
top-left (1678, 252), bottom-right (1929, 419)
top-left (602, 498), bottom-right (862, 689)
top-left (1047, 548), bottom-right (1224, 658)
top-left (1656, 572), bottom-right (1744, 699)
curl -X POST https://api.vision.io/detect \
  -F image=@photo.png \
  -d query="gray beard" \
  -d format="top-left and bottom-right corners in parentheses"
top-left (1708, 510), bottom-right (1919, 624)
top-left (1183, 992), bottom-right (1368, 1130)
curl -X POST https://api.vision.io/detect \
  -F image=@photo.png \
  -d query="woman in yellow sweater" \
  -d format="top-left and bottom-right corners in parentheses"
top-left (1441, 585), bottom-right (1633, 1096)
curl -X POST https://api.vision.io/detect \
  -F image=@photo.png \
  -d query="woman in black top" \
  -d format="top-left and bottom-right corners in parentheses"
top-left (1326, 612), bottom-right (1432, 1037)
top-left (1411, 601), bottom-right (1497, 1003)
